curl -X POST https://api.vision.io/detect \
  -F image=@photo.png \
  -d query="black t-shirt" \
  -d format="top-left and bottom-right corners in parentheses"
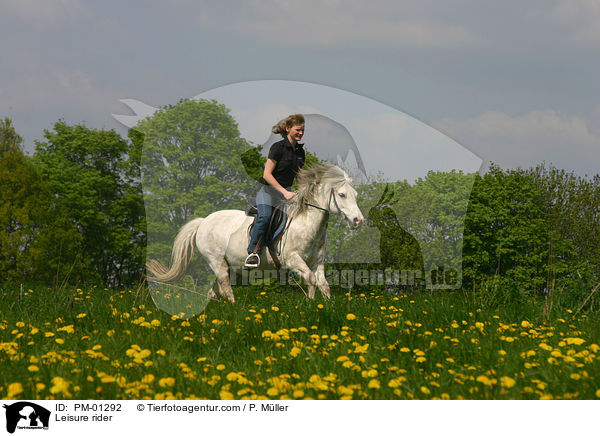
top-left (260, 137), bottom-right (305, 188)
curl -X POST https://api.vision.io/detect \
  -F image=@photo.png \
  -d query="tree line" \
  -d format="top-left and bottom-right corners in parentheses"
top-left (1, 99), bottom-right (599, 308)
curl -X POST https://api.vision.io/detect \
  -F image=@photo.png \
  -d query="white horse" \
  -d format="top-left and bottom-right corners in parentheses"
top-left (146, 164), bottom-right (364, 302)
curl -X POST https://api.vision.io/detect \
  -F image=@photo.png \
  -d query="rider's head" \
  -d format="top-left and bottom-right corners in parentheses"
top-left (272, 114), bottom-right (305, 138)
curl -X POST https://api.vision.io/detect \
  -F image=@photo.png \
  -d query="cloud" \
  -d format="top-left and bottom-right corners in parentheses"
top-left (435, 109), bottom-right (600, 175)
top-left (2, 68), bottom-right (98, 110)
top-left (174, 0), bottom-right (600, 53)
top-left (550, 0), bottom-right (600, 45)
top-left (1, 0), bottom-right (89, 29)
top-left (193, 0), bottom-right (476, 48)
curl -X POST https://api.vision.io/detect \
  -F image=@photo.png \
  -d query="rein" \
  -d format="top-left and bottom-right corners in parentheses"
top-left (305, 189), bottom-right (335, 214)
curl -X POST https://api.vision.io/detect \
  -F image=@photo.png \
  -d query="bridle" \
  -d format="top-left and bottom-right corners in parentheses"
top-left (305, 188), bottom-right (339, 215)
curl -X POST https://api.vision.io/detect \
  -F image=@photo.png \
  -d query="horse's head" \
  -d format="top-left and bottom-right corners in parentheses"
top-left (319, 165), bottom-right (364, 229)
top-left (329, 180), bottom-right (364, 229)
top-left (295, 164), bottom-right (364, 228)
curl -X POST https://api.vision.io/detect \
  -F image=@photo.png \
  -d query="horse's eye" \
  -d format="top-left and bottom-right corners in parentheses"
top-left (339, 193), bottom-right (346, 198)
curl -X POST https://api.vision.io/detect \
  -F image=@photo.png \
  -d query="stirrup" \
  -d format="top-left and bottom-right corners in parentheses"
top-left (244, 253), bottom-right (260, 268)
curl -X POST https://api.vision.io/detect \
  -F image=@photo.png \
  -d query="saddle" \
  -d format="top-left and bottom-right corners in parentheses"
top-left (246, 197), bottom-right (287, 268)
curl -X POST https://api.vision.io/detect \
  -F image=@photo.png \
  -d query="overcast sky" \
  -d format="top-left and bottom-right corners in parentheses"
top-left (1, 0), bottom-right (599, 178)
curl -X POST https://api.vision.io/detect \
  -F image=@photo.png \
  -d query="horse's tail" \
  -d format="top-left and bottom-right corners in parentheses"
top-left (145, 217), bottom-right (204, 282)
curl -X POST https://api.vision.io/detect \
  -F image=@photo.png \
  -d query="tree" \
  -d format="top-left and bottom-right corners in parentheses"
top-left (0, 118), bottom-right (45, 282)
top-left (462, 165), bottom-right (549, 294)
top-left (33, 121), bottom-right (146, 288)
top-left (527, 164), bottom-right (600, 298)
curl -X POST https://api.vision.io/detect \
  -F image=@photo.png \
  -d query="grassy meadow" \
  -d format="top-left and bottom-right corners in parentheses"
top-left (1, 283), bottom-right (599, 400)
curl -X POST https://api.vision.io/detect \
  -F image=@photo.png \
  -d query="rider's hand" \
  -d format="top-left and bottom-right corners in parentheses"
top-left (283, 190), bottom-right (296, 201)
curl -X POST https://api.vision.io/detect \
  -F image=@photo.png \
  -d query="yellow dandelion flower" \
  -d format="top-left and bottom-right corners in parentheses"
top-left (27, 365), bottom-right (39, 372)
top-left (346, 313), bottom-right (356, 321)
top-left (354, 343), bottom-right (369, 354)
top-left (219, 390), bottom-right (234, 400)
top-left (35, 383), bottom-right (45, 392)
top-left (7, 382), bottom-right (23, 398)
top-left (500, 376), bottom-right (516, 388)
top-left (565, 337), bottom-right (585, 346)
top-left (368, 379), bottom-right (380, 389)
top-left (476, 375), bottom-right (497, 387)
top-left (57, 325), bottom-right (74, 334)
top-left (101, 376), bottom-right (116, 383)
top-left (366, 369), bottom-right (378, 378)
top-left (77, 313), bottom-right (87, 319)
top-left (420, 386), bottom-right (431, 395)
top-left (216, 364), bottom-right (226, 371)
top-left (50, 377), bottom-right (70, 396)
top-left (388, 379), bottom-right (402, 388)
top-left (158, 377), bottom-right (175, 388)
top-left (338, 386), bottom-right (354, 396)
top-left (55, 338), bottom-right (65, 344)
top-left (226, 372), bottom-right (239, 382)
top-left (293, 389), bottom-right (304, 398)
top-left (141, 374), bottom-right (155, 384)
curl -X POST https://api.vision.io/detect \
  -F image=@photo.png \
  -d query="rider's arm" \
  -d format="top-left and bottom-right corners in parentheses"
top-left (263, 158), bottom-right (295, 200)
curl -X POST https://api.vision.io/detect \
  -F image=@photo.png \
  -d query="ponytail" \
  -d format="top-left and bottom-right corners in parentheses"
top-left (272, 114), bottom-right (305, 137)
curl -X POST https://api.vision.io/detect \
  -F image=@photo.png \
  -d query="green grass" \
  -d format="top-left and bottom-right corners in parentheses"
top-left (1, 283), bottom-right (599, 399)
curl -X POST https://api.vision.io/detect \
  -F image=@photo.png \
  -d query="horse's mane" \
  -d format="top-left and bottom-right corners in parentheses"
top-left (288, 164), bottom-right (352, 217)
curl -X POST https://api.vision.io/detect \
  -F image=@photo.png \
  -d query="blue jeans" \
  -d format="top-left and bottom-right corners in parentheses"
top-left (247, 185), bottom-right (285, 254)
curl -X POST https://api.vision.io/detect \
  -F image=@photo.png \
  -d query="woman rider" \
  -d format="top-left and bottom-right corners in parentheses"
top-left (245, 114), bottom-right (306, 267)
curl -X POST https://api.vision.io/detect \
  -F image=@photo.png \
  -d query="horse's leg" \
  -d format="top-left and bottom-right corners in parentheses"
top-left (286, 253), bottom-right (317, 299)
top-left (314, 264), bottom-right (331, 299)
top-left (207, 258), bottom-right (235, 302)
top-left (207, 281), bottom-right (219, 300)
